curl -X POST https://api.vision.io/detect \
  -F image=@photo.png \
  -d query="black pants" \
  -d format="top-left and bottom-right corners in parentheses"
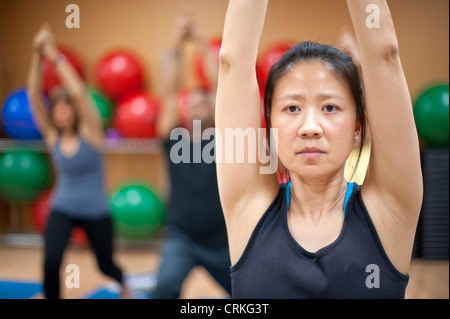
top-left (43, 210), bottom-right (123, 299)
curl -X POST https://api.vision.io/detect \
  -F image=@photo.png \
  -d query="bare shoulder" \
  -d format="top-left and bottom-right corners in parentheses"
top-left (79, 124), bottom-right (104, 151)
top-left (43, 128), bottom-right (59, 151)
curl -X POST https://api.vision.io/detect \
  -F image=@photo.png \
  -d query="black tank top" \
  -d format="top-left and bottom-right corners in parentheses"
top-left (163, 136), bottom-right (228, 248)
top-left (230, 182), bottom-right (409, 299)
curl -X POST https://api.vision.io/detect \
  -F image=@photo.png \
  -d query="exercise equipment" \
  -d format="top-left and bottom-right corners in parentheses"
top-left (113, 91), bottom-right (159, 138)
top-left (94, 50), bottom-right (144, 101)
top-left (1, 87), bottom-right (42, 139)
top-left (261, 94), bottom-right (266, 129)
top-left (194, 37), bottom-right (222, 90)
top-left (256, 42), bottom-right (292, 95)
top-left (105, 128), bottom-right (123, 146)
top-left (413, 84), bottom-right (449, 147)
top-left (109, 182), bottom-right (165, 240)
top-left (42, 46), bottom-right (85, 95)
top-left (419, 148), bottom-right (449, 260)
top-left (177, 88), bottom-right (191, 129)
top-left (0, 149), bottom-right (50, 202)
top-left (88, 87), bottom-right (113, 129)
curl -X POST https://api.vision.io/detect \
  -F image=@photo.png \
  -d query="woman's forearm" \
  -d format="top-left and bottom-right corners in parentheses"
top-left (347, 0), bottom-right (423, 215)
top-left (347, 0), bottom-right (399, 60)
top-left (27, 51), bottom-right (43, 98)
top-left (219, 0), bottom-right (268, 68)
top-left (45, 47), bottom-right (86, 99)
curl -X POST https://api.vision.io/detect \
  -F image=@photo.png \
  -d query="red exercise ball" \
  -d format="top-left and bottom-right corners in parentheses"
top-left (194, 37), bottom-right (222, 90)
top-left (94, 50), bottom-right (144, 101)
top-left (178, 88), bottom-right (191, 129)
top-left (277, 170), bottom-right (290, 184)
top-left (32, 189), bottom-right (53, 234)
top-left (42, 47), bottom-right (84, 95)
top-left (113, 91), bottom-right (159, 138)
top-left (256, 42), bottom-right (292, 95)
top-left (261, 94), bottom-right (267, 129)
top-left (31, 189), bottom-right (89, 247)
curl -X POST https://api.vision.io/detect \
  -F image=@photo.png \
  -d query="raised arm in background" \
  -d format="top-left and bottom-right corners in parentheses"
top-left (157, 15), bottom-right (219, 140)
top-left (27, 25), bottom-right (58, 148)
top-left (28, 23), bottom-right (103, 148)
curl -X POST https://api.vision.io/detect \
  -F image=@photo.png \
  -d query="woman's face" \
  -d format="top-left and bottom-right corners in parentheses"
top-left (270, 61), bottom-right (360, 182)
top-left (51, 97), bottom-right (76, 130)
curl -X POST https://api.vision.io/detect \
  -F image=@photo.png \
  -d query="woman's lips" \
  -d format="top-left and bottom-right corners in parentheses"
top-left (297, 147), bottom-right (325, 159)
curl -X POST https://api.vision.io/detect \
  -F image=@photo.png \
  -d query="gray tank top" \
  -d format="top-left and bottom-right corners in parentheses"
top-left (50, 135), bottom-right (109, 219)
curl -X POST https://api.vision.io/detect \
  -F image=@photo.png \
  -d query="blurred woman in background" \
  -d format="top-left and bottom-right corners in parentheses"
top-left (27, 23), bottom-right (130, 299)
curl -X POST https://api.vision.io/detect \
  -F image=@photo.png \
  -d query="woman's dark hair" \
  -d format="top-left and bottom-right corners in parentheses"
top-left (263, 41), bottom-right (367, 182)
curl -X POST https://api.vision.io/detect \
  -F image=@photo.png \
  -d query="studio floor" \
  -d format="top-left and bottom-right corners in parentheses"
top-left (0, 245), bottom-right (448, 299)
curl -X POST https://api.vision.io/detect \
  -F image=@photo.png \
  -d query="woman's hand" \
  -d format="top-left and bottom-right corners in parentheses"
top-left (173, 14), bottom-right (195, 49)
top-left (33, 23), bottom-right (58, 59)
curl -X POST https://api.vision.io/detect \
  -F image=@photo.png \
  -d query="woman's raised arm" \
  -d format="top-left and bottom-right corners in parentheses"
top-left (347, 0), bottom-right (423, 273)
top-left (27, 41), bottom-right (57, 147)
top-left (38, 23), bottom-right (104, 144)
top-left (216, 0), bottom-right (278, 218)
top-left (216, 0), bottom-right (279, 265)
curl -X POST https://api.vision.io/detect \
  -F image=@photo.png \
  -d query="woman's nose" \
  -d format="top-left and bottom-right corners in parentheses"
top-left (297, 109), bottom-right (323, 139)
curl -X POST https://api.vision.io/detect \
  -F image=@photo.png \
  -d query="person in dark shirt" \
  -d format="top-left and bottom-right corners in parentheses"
top-left (216, 0), bottom-right (423, 298)
top-left (153, 15), bottom-right (231, 299)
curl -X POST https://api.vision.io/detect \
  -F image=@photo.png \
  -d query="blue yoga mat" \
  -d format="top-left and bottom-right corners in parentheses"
top-left (0, 280), bottom-right (43, 299)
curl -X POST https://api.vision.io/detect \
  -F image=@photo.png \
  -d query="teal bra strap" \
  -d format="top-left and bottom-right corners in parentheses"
top-left (343, 182), bottom-right (354, 215)
top-left (285, 181), bottom-right (292, 209)
top-left (285, 181), bottom-right (354, 215)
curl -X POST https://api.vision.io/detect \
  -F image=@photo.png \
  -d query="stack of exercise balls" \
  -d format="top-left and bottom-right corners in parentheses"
top-left (0, 86), bottom-right (51, 204)
top-left (92, 51), bottom-right (166, 239)
top-left (413, 83), bottom-right (449, 260)
top-left (0, 44), bottom-right (167, 243)
top-left (94, 50), bottom-right (159, 139)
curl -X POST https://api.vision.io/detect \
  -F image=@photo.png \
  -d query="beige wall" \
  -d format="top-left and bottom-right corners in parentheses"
top-left (0, 1), bottom-right (7, 112)
top-left (0, 0), bottom-right (448, 103)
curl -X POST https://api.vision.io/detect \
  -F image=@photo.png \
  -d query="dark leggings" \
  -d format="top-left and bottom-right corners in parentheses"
top-left (43, 210), bottom-right (123, 299)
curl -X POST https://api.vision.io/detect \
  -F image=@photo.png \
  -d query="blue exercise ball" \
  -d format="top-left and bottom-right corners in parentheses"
top-left (1, 87), bottom-right (42, 139)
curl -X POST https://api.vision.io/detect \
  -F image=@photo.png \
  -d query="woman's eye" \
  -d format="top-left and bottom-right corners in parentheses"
top-left (286, 106), bottom-right (299, 113)
top-left (323, 104), bottom-right (337, 113)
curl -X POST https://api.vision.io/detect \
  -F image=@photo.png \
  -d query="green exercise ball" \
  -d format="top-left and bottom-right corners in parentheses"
top-left (88, 87), bottom-right (113, 129)
top-left (0, 149), bottom-right (51, 202)
top-left (414, 84), bottom-right (449, 147)
top-left (109, 182), bottom-right (165, 240)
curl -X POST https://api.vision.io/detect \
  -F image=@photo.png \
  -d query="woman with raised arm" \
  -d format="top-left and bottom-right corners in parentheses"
top-left (216, 0), bottom-right (422, 298)
top-left (27, 23), bottom-right (130, 299)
